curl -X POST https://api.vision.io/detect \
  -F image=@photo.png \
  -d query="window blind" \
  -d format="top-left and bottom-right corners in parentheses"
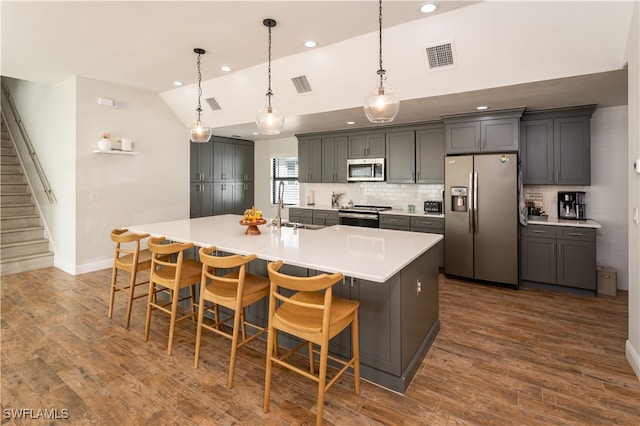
top-left (271, 157), bottom-right (299, 205)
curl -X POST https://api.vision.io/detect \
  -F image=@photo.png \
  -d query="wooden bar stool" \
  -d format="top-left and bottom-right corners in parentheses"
top-left (264, 260), bottom-right (360, 426)
top-left (194, 246), bottom-right (270, 389)
top-left (108, 228), bottom-right (152, 328)
top-left (145, 236), bottom-right (201, 356)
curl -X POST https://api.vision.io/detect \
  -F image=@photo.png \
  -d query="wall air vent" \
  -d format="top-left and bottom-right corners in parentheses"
top-left (205, 97), bottom-right (221, 111)
top-left (291, 75), bottom-right (312, 94)
top-left (424, 40), bottom-right (457, 71)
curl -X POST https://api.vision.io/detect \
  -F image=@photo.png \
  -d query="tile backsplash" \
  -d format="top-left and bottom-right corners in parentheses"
top-left (302, 182), bottom-right (444, 211)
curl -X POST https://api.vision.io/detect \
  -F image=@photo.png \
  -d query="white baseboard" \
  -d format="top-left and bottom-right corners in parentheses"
top-left (54, 256), bottom-right (112, 276)
top-left (626, 340), bottom-right (640, 381)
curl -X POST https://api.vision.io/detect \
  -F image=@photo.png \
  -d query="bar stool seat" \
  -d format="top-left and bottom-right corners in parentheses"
top-left (264, 260), bottom-right (360, 426)
top-left (108, 228), bottom-right (151, 328)
top-left (144, 236), bottom-right (201, 356)
top-left (194, 246), bottom-right (270, 389)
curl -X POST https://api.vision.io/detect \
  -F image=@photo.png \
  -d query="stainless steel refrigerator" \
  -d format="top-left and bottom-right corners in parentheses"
top-left (444, 153), bottom-right (518, 286)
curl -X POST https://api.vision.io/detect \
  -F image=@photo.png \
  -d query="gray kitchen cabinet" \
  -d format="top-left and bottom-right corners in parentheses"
top-left (321, 136), bottom-right (348, 183)
top-left (556, 227), bottom-right (596, 290)
top-left (213, 140), bottom-right (235, 182)
top-left (348, 133), bottom-right (386, 158)
top-left (416, 127), bottom-right (445, 184)
top-left (234, 142), bottom-right (254, 182)
top-left (520, 225), bottom-right (596, 291)
top-left (442, 108), bottom-right (524, 154)
top-left (410, 216), bottom-right (445, 269)
top-left (379, 214), bottom-right (411, 231)
top-left (213, 182), bottom-right (235, 215)
top-left (521, 106), bottom-right (594, 185)
top-left (312, 209), bottom-right (339, 226)
top-left (190, 183), bottom-right (214, 218)
top-left (298, 138), bottom-right (323, 183)
top-left (234, 182), bottom-right (254, 215)
top-left (288, 207), bottom-right (313, 224)
top-left (190, 140), bottom-right (214, 182)
top-left (386, 130), bottom-right (416, 183)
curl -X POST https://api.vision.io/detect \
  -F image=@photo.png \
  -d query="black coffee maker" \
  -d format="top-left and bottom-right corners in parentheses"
top-left (558, 191), bottom-right (586, 220)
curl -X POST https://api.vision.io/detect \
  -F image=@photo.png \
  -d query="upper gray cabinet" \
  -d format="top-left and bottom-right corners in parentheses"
top-left (321, 136), bottom-right (348, 183)
top-left (520, 105), bottom-right (595, 185)
top-left (442, 108), bottom-right (524, 154)
top-left (416, 126), bottom-right (445, 184)
top-left (386, 130), bottom-right (416, 183)
top-left (298, 137), bottom-right (323, 183)
top-left (348, 133), bottom-right (386, 158)
top-left (190, 140), bottom-right (213, 182)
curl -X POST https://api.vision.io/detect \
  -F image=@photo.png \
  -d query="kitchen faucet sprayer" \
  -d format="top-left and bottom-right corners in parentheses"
top-left (273, 181), bottom-right (285, 227)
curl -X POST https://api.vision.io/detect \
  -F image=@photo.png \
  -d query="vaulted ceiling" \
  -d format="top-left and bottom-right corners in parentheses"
top-left (1, 1), bottom-right (632, 140)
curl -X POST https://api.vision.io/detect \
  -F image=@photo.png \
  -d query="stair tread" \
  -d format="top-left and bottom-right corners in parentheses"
top-left (1, 226), bottom-right (45, 233)
top-left (1, 214), bottom-right (39, 219)
top-left (1, 238), bottom-right (49, 248)
top-left (1, 251), bottom-right (54, 263)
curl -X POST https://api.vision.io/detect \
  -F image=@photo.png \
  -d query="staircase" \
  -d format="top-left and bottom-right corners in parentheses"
top-left (0, 115), bottom-right (54, 275)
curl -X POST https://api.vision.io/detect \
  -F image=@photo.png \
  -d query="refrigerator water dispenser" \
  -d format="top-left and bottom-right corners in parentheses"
top-left (451, 187), bottom-right (468, 212)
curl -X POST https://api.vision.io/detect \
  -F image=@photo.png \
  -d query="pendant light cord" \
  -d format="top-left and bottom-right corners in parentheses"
top-left (195, 49), bottom-right (204, 121)
top-left (266, 23), bottom-right (273, 107)
top-left (377, 0), bottom-right (386, 86)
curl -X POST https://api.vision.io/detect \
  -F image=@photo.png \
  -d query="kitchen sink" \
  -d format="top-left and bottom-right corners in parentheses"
top-left (267, 221), bottom-right (324, 230)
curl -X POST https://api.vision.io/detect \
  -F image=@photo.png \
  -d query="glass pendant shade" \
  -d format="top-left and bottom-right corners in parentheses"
top-left (188, 116), bottom-right (212, 143)
top-left (364, 80), bottom-right (400, 124)
top-left (256, 96), bottom-right (284, 135)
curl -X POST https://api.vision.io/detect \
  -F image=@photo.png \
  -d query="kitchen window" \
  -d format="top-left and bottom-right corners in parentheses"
top-left (271, 157), bottom-right (299, 205)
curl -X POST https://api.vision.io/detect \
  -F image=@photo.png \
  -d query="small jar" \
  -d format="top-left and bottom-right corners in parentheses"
top-left (98, 138), bottom-right (111, 151)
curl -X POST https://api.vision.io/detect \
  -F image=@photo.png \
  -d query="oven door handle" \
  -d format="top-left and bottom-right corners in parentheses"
top-left (338, 212), bottom-right (378, 220)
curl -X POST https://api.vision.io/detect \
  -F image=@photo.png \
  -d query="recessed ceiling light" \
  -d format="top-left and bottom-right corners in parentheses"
top-left (173, 81), bottom-right (183, 86)
top-left (220, 65), bottom-right (232, 72)
top-left (304, 40), bottom-right (317, 48)
top-left (476, 105), bottom-right (489, 110)
top-left (252, 132), bottom-right (259, 135)
top-left (419, 3), bottom-right (438, 14)
top-left (346, 121), bottom-right (356, 125)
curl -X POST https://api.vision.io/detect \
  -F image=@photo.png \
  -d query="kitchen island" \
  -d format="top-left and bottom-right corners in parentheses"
top-left (128, 214), bottom-right (443, 393)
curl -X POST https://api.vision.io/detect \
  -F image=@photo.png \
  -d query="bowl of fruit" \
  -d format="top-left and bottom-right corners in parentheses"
top-left (240, 206), bottom-right (266, 235)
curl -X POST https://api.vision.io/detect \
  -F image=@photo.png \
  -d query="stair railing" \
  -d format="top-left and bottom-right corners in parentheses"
top-left (1, 78), bottom-right (56, 204)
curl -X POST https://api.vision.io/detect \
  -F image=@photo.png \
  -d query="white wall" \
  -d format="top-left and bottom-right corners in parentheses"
top-left (3, 76), bottom-right (189, 274)
top-left (3, 77), bottom-right (78, 271)
top-left (75, 77), bottom-right (189, 273)
top-left (625, 1), bottom-right (640, 380)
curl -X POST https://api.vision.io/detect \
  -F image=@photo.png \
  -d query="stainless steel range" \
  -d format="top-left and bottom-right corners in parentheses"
top-left (338, 205), bottom-right (392, 228)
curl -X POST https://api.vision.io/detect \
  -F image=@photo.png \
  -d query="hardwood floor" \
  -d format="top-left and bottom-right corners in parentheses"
top-left (1, 267), bottom-right (639, 425)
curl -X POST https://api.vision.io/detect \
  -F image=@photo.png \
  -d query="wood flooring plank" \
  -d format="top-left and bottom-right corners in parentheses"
top-left (1, 267), bottom-right (638, 425)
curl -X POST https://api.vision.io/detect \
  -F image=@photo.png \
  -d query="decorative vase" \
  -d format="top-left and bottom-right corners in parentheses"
top-left (98, 138), bottom-right (111, 151)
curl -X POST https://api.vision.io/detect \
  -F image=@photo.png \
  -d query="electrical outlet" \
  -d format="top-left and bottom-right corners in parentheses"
top-left (634, 206), bottom-right (639, 225)
top-left (90, 192), bottom-right (101, 201)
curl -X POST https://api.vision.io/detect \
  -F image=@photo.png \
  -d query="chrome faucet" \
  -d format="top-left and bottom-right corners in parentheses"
top-left (273, 181), bottom-right (285, 227)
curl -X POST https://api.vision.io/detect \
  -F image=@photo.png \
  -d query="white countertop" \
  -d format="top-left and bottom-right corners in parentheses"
top-left (526, 217), bottom-right (601, 229)
top-left (127, 215), bottom-right (443, 283)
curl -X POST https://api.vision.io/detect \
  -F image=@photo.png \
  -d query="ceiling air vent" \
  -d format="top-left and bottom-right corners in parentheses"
top-left (291, 75), bottom-right (312, 94)
top-left (424, 40), bottom-right (457, 71)
top-left (206, 97), bottom-right (221, 111)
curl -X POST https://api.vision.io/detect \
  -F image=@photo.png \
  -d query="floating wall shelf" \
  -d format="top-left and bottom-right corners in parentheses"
top-left (94, 150), bottom-right (140, 156)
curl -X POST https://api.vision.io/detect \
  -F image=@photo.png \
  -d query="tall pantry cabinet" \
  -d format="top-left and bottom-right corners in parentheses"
top-left (190, 136), bottom-right (255, 218)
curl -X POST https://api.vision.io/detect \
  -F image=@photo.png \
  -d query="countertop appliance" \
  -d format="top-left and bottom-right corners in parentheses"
top-left (558, 191), bottom-right (586, 220)
top-left (347, 158), bottom-right (385, 182)
top-left (444, 153), bottom-right (518, 287)
top-left (424, 201), bottom-right (443, 213)
top-left (338, 205), bottom-right (391, 228)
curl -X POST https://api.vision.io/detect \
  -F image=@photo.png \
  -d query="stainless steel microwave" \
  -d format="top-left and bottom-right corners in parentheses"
top-left (347, 158), bottom-right (385, 182)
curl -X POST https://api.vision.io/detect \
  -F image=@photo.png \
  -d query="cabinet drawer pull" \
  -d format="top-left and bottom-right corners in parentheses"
top-left (530, 230), bottom-right (547, 234)
top-left (420, 221), bottom-right (433, 225)
top-left (567, 232), bottom-right (584, 237)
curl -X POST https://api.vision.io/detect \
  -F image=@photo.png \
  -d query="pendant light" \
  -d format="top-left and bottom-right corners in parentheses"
top-left (188, 48), bottom-right (212, 143)
top-left (256, 18), bottom-right (284, 135)
top-left (363, 0), bottom-right (400, 124)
